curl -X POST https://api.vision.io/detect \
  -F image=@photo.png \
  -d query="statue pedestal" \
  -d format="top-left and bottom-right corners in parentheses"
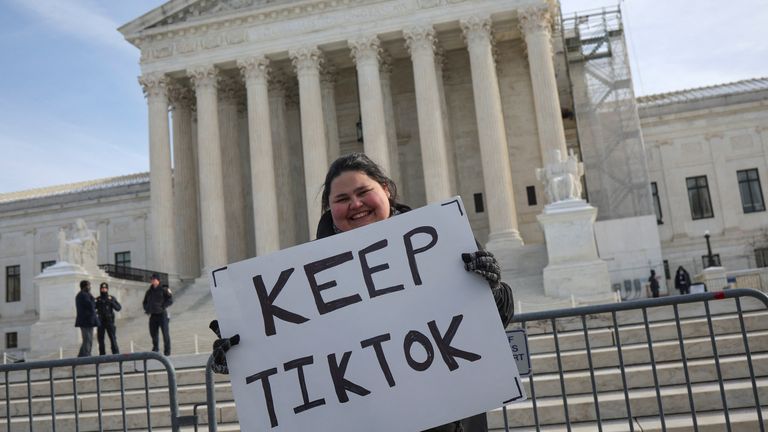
top-left (697, 266), bottom-right (728, 291)
top-left (537, 200), bottom-right (611, 299)
top-left (29, 263), bottom-right (98, 358)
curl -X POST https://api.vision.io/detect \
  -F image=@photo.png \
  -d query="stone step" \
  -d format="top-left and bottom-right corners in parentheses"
top-left (523, 310), bottom-right (768, 353)
top-left (491, 376), bottom-right (768, 427)
top-left (489, 407), bottom-right (768, 431)
top-left (528, 330), bottom-right (768, 374)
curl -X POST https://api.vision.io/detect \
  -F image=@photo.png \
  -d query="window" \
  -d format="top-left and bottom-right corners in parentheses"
top-left (686, 176), bottom-right (714, 220)
top-left (757, 248), bottom-right (768, 268)
top-left (663, 260), bottom-right (670, 280)
top-left (473, 193), bottom-right (484, 213)
top-left (5, 265), bottom-right (20, 303)
top-left (40, 261), bottom-right (56, 272)
top-left (701, 254), bottom-right (721, 269)
top-left (738, 169), bottom-right (765, 213)
top-left (526, 186), bottom-right (537, 206)
top-left (5, 332), bottom-right (18, 349)
top-left (115, 251), bottom-right (131, 268)
top-left (651, 182), bottom-right (663, 224)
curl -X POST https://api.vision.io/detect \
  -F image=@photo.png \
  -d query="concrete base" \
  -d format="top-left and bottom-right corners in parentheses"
top-left (542, 259), bottom-right (612, 299)
top-left (537, 201), bottom-right (612, 299)
top-left (485, 228), bottom-right (525, 257)
top-left (29, 320), bottom-right (82, 358)
top-left (698, 266), bottom-right (728, 291)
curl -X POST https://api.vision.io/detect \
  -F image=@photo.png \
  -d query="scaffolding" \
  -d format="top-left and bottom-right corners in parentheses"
top-left (562, 8), bottom-right (653, 220)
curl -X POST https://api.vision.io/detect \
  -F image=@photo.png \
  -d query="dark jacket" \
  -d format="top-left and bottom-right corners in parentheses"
top-left (95, 293), bottom-right (122, 325)
top-left (75, 290), bottom-right (100, 328)
top-left (316, 202), bottom-right (515, 432)
top-left (674, 267), bottom-right (691, 290)
top-left (143, 284), bottom-right (173, 315)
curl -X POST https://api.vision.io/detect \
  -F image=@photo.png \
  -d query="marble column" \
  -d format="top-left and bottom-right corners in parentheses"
top-left (289, 46), bottom-right (329, 239)
top-left (168, 83), bottom-right (201, 280)
top-left (349, 35), bottom-right (391, 173)
top-left (404, 25), bottom-right (452, 203)
top-left (269, 72), bottom-right (298, 248)
top-left (461, 16), bottom-right (523, 248)
top-left (379, 51), bottom-right (401, 187)
top-left (238, 56), bottom-right (281, 255)
top-left (320, 64), bottom-right (341, 163)
top-left (218, 76), bottom-right (248, 262)
top-left (519, 7), bottom-right (568, 165)
top-left (188, 64), bottom-right (228, 270)
top-left (139, 72), bottom-right (178, 278)
top-left (434, 46), bottom-right (458, 195)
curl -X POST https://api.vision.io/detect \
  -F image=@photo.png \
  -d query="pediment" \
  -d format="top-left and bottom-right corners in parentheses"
top-left (119, 0), bottom-right (299, 39)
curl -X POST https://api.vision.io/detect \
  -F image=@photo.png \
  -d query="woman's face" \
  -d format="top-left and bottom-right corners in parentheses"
top-left (329, 170), bottom-right (391, 232)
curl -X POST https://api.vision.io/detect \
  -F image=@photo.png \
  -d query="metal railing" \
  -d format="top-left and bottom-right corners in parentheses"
top-left (0, 352), bottom-right (192, 432)
top-left (499, 288), bottom-right (768, 431)
top-left (98, 264), bottom-right (169, 286)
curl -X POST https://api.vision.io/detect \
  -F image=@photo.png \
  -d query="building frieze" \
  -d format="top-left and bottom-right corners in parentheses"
top-left (129, 0), bottom-right (545, 68)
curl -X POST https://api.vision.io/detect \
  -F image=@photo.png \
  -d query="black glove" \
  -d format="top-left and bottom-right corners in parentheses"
top-left (461, 250), bottom-right (501, 291)
top-left (210, 320), bottom-right (240, 375)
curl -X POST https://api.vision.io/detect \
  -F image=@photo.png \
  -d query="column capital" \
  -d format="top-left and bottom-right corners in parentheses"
top-left (320, 63), bottom-right (337, 86)
top-left (187, 64), bottom-right (220, 90)
top-left (289, 46), bottom-right (324, 75)
top-left (460, 15), bottom-right (493, 45)
top-left (268, 69), bottom-right (288, 95)
top-left (349, 35), bottom-right (382, 64)
top-left (238, 56), bottom-right (270, 83)
top-left (139, 72), bottom-right (170, 100)
top-left (379, 50), bottom-right (393, 75)
top-left (404, 25), bottom-right (437, 56)
top-left (218, 76), bottom-right (243, 105)
top-left (168, 82), bottom-right (196, 111)
top-left (518, 7), bottom-right (552, 37)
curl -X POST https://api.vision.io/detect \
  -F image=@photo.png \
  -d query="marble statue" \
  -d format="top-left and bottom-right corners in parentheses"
top-left (536, 149), bottom-right (584, 204)
top-left (57, 219), bottom-right (99, 270)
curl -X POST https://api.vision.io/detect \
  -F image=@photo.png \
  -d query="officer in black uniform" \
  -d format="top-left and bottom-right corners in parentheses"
top-left (95, 282), bottom-right (122, 355)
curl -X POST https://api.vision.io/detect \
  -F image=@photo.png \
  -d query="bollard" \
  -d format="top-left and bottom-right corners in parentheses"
top-left (194, 334), bottom-right (199, 354)
top-left (130, 340), bottom-right (135, 353)
top-left (59, 347), bottom-right (63, 359)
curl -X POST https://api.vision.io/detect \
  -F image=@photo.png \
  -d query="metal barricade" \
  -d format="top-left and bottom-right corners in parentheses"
top-left (199, 289), bottom-right (768, 431)
top-left (499, 288), bottom-right (768, 431)
top-left (0, 352), bottom-right (191, 432)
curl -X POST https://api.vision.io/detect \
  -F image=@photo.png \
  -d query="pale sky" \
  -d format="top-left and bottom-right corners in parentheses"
top-left (0, 0), bottom-right (766, 194)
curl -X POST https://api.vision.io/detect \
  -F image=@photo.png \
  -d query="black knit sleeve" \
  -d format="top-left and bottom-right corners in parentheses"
top-left (492, 281), bottom-right (514, 328)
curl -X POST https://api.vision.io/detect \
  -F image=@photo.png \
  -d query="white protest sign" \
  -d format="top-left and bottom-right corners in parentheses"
top-left (210, 197), bottom-right (525, 432)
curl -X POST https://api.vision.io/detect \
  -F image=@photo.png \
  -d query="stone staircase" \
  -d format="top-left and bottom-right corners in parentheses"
top-left (3, 292), bottom-right (766, 431)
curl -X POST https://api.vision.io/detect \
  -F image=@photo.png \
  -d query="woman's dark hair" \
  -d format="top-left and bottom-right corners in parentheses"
top-left (321, 153), bottom-right (397, 212)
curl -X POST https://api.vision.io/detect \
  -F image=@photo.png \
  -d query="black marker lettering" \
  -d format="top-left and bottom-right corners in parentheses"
top-left (305, 252), bottom-right (362, 315)
top-left (328, 351), bottom-right (371, 403)
top-left (253, 269), bottom-right (309, 337)
top-left (360, 333), bottom-right (396, 387)
top-left (245, 367), bottom-right (279, 428)
top-left (428, 314), bottom-right (481, 371)
top-left (359, 239), bottom-right (404, 298)
top-left (403, 226), bottom-right (438, 286)
top-left (283, 356), bottom-right (326, 414)
top-left (403, 330), bottom-right (434, 371)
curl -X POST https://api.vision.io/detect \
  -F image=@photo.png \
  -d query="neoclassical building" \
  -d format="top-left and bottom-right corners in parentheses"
top-left (1, 0), bottom-right (767, 354)
top-left (117, 0), bottom-right (578, 283)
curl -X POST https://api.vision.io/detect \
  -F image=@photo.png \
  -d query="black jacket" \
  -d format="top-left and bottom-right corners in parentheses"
top-left (95, 293), bottom-right (122, 325)
top-left (75, 290), bottom-right (100, 328)
top-left (143, 284), bottom-right (173, 315)
top-left (316, 202), bottom-right (515, 432)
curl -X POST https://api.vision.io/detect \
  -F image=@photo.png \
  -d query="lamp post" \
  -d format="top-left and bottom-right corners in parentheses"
top-left (704, 230), bottom-right (716, 268)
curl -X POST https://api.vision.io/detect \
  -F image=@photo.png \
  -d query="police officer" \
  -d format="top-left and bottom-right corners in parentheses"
top-left (95, 282), bottom-right (122, 355)
top-left (142, 274), bottom-right (173, 356)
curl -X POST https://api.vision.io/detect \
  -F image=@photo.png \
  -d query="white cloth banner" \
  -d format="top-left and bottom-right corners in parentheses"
top-left (210, 197), bottom-right (524, 432)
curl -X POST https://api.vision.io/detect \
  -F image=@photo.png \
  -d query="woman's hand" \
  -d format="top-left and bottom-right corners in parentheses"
top-left (461, 250), bottom-right (501, 290)
top-left (210, 319), bottom-right (240, 374)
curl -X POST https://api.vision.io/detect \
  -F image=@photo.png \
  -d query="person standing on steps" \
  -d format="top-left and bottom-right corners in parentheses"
top-left (95, 282), bottom-right (122, 355)
top-left (142, 274), bottom-right (173, 356)
top-left (75, 280), bottom-right (99, 357)
top-left (648, 269), bottom-right (660, 298)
